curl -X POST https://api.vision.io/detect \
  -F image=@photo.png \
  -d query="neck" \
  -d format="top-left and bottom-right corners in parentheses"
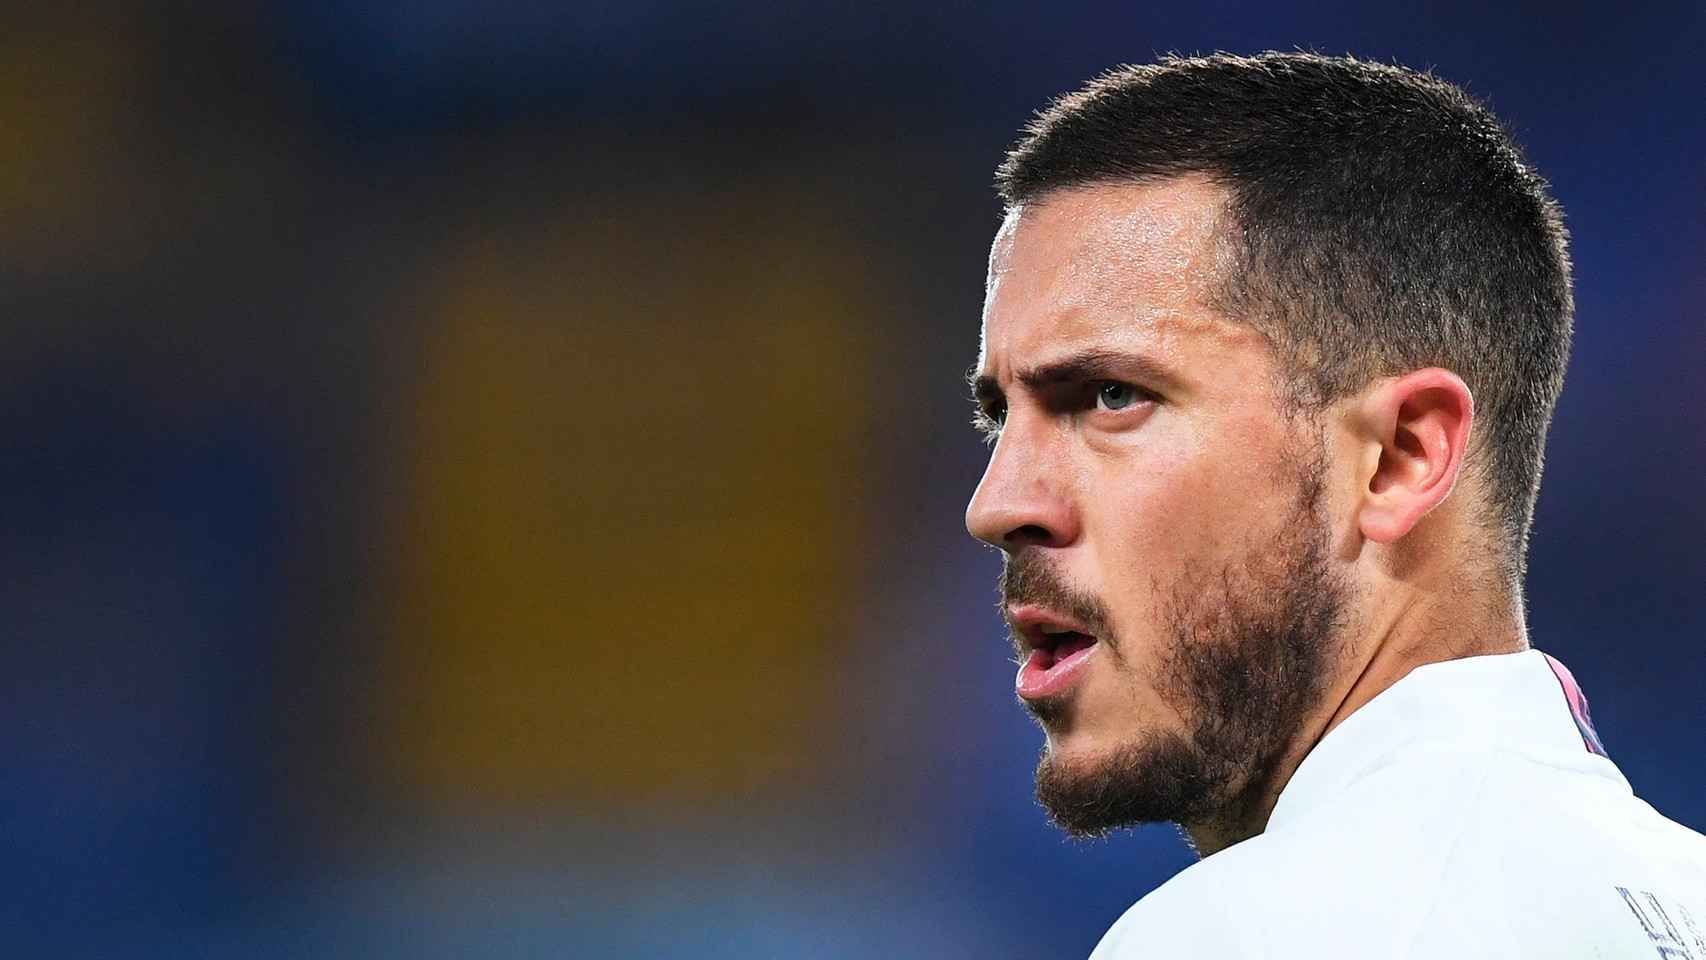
top-left (1180, 583), bottom-right (1528, 858)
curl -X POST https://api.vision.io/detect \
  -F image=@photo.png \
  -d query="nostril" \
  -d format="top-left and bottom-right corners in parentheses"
top-left (1005, 523), bottom-right (1056, 546)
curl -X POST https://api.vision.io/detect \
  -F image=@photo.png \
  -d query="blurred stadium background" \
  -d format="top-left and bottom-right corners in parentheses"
top-left (4, 2), bottom-right (1703, 956)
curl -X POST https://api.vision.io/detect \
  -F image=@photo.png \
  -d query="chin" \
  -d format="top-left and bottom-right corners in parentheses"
top-left (1034, 722), bottom-right (1224, 838)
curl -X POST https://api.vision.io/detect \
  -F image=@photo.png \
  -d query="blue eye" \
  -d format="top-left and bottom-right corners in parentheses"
top-left (1095, 381), bottom-right (1141, 411)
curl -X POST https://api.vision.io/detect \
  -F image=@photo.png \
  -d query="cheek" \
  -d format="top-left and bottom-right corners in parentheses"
top-left (1082, 441), bottom-right (1270, 619)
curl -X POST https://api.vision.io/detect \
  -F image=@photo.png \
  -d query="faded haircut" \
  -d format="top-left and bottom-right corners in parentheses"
top-left (997, 52), bottom-right (1573, 585)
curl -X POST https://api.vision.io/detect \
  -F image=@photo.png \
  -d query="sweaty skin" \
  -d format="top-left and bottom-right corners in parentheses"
top-left (966, 176), bottom-right (1527, 854)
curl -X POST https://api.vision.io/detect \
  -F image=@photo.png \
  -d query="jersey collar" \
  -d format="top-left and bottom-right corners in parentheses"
top-left (1266, 650), bottom-right (1630, 834)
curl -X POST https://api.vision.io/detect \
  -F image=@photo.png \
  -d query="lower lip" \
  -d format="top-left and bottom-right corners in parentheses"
top-left (1016, 640), bottom-right (1097, 700)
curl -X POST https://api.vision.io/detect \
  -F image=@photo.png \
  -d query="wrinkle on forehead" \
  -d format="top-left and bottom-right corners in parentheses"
top-left (980, 176), bottom-right (1262, 375)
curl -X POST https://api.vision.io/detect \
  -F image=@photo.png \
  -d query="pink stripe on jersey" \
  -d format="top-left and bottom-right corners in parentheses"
top-left (1542, 652), bottom-right (1609, 758)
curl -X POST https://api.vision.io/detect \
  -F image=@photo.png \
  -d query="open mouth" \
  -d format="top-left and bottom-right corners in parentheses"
top-left (1029, 626), bottom-right (1095, 668)
top-left (1010, 609), bottom-right (1100, 701)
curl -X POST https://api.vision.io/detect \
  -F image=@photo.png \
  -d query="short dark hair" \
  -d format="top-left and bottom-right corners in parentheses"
top-left (998, 52), bottom-right (1573, 585)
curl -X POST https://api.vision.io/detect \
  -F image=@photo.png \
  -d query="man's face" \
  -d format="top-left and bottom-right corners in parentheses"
top-left (965, 177), bottom-right (1352, 837)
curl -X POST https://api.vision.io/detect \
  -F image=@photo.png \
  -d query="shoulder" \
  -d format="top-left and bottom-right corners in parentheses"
top-left (1088, 808), bottom-right (1479, 959)
top-left (1091, 750), bottom-right (1532, 959)
top-left (1093, 747), bottom-right (1706, 959)
top-left (1088, 842), bottom-right (1271, 959)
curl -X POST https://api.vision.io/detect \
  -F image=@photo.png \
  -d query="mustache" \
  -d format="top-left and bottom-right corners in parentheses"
top-left (998, 551), bottom-right (1114, 655)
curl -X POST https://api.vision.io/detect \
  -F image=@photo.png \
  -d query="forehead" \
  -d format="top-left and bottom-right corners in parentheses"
top-left (980, 177), bottom-right (1263, 375)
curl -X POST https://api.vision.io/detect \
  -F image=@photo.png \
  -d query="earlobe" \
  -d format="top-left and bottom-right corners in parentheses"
top-left (1356, 369), bottom-right (1474, 545)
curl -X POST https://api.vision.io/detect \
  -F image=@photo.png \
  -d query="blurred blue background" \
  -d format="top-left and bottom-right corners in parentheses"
top-left (3, 2), bottom-right (1702, 956)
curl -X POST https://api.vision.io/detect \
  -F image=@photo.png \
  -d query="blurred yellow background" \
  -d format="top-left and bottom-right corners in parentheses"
top-left (386, 192), bottom-right (874, 810)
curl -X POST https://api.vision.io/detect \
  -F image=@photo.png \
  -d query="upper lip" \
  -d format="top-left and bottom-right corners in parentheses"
top-left (1005, 604), bottom-right (1098, 651)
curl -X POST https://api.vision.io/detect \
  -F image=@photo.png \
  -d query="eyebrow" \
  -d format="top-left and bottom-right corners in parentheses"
top-left (970, 348), bottom-right (1183, 404)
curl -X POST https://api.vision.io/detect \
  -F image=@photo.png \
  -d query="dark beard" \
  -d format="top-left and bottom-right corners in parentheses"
top-left (1009, 462), bottom-right (1349, 841)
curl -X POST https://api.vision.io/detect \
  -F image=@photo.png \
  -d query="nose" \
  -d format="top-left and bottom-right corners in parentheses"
top-left (964, 420), bottom-right (1079, 551)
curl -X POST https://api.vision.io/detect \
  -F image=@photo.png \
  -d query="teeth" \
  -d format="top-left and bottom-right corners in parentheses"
top-left (1040, 624), bottom-right (1076, 636)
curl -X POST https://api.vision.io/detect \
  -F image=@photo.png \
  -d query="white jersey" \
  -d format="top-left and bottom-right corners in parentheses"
top-left (1090, 650), bottom-right (1706, 959)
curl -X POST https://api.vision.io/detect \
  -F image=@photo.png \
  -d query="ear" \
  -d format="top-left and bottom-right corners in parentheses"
top-left (1355, 368), bottom-right (1475, 544)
